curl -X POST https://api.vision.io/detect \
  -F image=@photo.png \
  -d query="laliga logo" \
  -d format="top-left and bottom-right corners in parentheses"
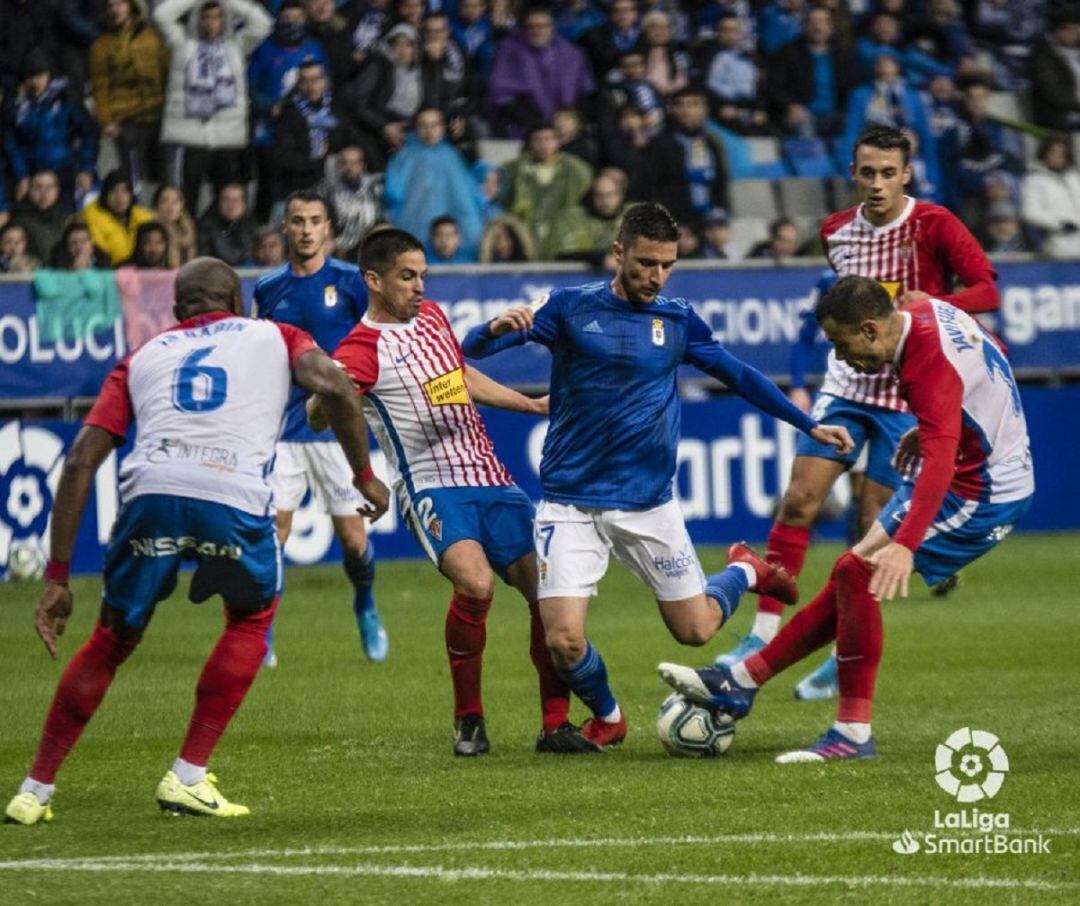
top-left (0, 420), bottom-right (65, 578)
top-left (934, 727), bottom-right (1009, 803)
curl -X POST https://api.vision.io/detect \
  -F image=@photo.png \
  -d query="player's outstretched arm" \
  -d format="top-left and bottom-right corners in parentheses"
top-left (461, 306), bottom-right (534, 358)
top-left (464, 365), bottom-right (547, 415)
top-left (36, 426), bottom-right (116, 658)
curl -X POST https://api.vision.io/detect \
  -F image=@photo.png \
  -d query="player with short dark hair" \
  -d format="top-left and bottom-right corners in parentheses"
top-left (313, 228), bottom-right (582, 755)
top-left (714, 124), bottom-right (1001, 699)
top-left (462, 202), bottom-right (854, 750)
top-left (4, 258), bottom-right (389, 825)
top-left (661, 275), bottom-right (1033, 762)
top-left (255, 189), bottom-right (389, 666)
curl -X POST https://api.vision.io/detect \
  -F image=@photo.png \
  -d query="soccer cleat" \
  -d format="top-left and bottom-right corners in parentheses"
top-left (713, 633), bottom-right (766, 668)
top-left (156, 771), bottom-right (250, 817)
top-left (581, 713), bottom-right (628, 749)
top-left (4, 792), bottom-right (54, 825)
top-left (775, 728), bottom-right (877, 764)
top-left (535, 722), bottom-right (603, 754)
top-left (657, 662), bottom-right (758, 719)
top-left (728, 542), bottom-right (798, 606)
top-left (931, 572), bottom-right (962, 597)
top-left (453, 714), bottom-right (490, 757)
top-left (793, 655), bottom-right (838, 701)
top-left (358, 609), bottom-right (389, 662)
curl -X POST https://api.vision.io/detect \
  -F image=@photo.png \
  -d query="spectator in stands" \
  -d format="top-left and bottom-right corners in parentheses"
top-left (452, 0), bottom-right (497, 77)
top-left (153, 185), bottom-right (198, 268)
top-left (13, 171), bottom-right (70, 263)
top-left (765, 5), bottom-right (856, 138)
top-left (395, 0), bottom-right (426, 31)
top-left (700, 207), bottom-right (735, 259)
top-left (0, 0), bottom-right (57, 96)
top-left (1030, 6), bottom-right (1080, 132)
top-left (54, 1), bottom-right (102, 100)
top-left (554, 106), bottom-right (599, 167)
top-left (598, 51), bottom-right (665, 145)
top-left (979, 200), bottom-right (1034, 253)
top-left (677, 222), bottom-right (702, 259)
top-left (641, 11), bottom-right (689, 98)
top-left (641, 86), bottom-right (729, 227)
top-left (905, 0), bottom-right (976, 79)
top-left (503, 121), bottom-right (594, 259)
top-left (90, 0), bottom-right (169, 198)
top-left (705, 14), bottom-right (769, 135)
top-left (346, 23), bottom-right (422, 155)
top-left (121, 222), bottom-right (171, 268)
top-left (601, 103), bottom-right (652, 191)
top-left (1022, 133), bottom-right (1080, 258)
top-left (320, 144), bottom-right (384, 260)
top-left (965, 0), bottom-right (1045, 91)
top-left (757, 0), bottom-right (806, 56)
top-left (556, 167), bottom-right (628, 265)
top-left (197, 182), bottom-right (257, 265)
top-left (155, 0), bottom-right (272, 218)
top-left (384, 107), bottom-right (485, 257)
top-left (429, 215), bottom-right (471, 263)
top-left (486, 7), bottom-right (596, 138)
top-left (0, 224), bottom-right (40, 274)
top-left (479, 215), bottom-right (534, 262)
top-left (419, 13), bottom-right (474, 145)
top-left (580, 0), bottom-right (643, 82)
top-left (555, 0), bottom-right (607, 44)
top-left (748, 217), bottom-right (802, 260)
top-left (254, 226), bottom-right (288, 266)
top-left (51, 222), bottom-right (110, 270)
top-left (642, 0), bottom-right (691, 45)
top-left (83, 170), bottom-right (156, 265)
top-left (924, 73), bottom-right (961, 139)
top-left (3, 51), bottom-right (97, 209)
top-left (351, 0), bottom-right (391, 69)
top-left (0, 174), bottom-right (8, 231)
top-left (305, 0), bottom-right (357, 90)
top-left (903, 127), bottom-right (945, 205)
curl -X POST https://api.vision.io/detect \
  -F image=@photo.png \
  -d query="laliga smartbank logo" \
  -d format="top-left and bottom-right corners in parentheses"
top-left (891, 728), bottom-right (1051, 857)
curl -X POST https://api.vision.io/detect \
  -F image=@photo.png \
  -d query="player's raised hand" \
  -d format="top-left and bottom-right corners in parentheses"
top-left (810, 424), bottom-right (855, 455)
top-left (35, 582), bottom-right (74, 660)
top-left (489, 306), bottom-right (534, 336)
top-left (355, 474), bottom-right (391, 523)
top-left (867, 542), bottom-right (914, 601)
top-left (891, 427), bottom-right (921, 478)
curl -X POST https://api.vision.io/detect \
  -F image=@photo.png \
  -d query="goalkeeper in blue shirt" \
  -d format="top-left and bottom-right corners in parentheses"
top-left (462, 203), bottom-right (853, 751)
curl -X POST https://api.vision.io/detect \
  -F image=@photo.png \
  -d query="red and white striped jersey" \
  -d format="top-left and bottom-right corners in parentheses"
top-left (332, 301), bottom-right (512, 500)
top-left (85, 312), bottom-right (316, 516)
top-left (892, 298), bottom-right (1033, 550)
top-left (819, 196), bottom-right (999, 411)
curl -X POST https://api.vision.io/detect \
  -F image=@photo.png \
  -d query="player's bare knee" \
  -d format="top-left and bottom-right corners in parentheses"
top-left (455, 570), bottom-right (495, 602)
top-left (546, 626), bottom-right (585, 664)
top-left (671, 619), bottom-right (716, 647)
top-left (778, 483), bottom-right (822, 525)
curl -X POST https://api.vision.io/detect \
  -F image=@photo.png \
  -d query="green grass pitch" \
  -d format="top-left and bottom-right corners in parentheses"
top-left (0, 534), bottom-right (1077, 904)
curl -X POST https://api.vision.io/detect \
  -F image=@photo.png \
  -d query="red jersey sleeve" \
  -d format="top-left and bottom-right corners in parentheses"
top-left (84, 356), bottom-right (134, 440)
top-left (274, 322), bottom-right (320, 368)
top-left (332, 324), bottom-right (381, 394)
top-left (893, 307), bottom-right (963, 551)
top-left (929, 211), bottom-right (1000, 314)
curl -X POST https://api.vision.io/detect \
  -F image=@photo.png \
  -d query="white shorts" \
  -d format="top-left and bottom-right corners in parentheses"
top-left (534, 499), bottom-right (706, 602)
top-left (268, 441), bottom-right (362, 516)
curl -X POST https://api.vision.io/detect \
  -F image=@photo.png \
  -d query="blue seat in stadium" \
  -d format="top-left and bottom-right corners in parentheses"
top-left (781, 137), bottom-right (839, 178)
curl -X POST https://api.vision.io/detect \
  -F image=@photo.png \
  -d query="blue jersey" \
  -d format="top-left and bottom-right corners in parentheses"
top-left (254, 258), bottom-right (367, 441)
top-left (462, 280), bottom-right (818, 510)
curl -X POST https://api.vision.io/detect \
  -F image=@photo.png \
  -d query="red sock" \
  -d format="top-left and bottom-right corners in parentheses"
top-left (529, 603), bottom-right (570, 733)
top-left (29, 622), bottom-right (140, 783)
top-left (446, 592), bottom-right (491, 719)
top-left (757, 521), bottom-right (811, 616)
top-left (178, 598), bottom-right (277, 767)
top-left (834, 552), bottom-right (883, 724)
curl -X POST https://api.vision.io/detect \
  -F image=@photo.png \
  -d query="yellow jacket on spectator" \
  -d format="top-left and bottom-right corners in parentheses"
top-left (89, 3), bottom-right (169, 126)
top-left (83, 200), bottom-right (155, 265)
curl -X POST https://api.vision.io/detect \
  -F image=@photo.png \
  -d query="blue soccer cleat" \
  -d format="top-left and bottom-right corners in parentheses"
top-left (713, 633), bottom-right (766, 668)
top-left (775, 727), bottom-right (877, 763)
top-left (793, 655), bottom-right (838, 701)
top-left (657, 662), bottom-right (758, 719)
top-left (359, 609), bottom-right (389, 662)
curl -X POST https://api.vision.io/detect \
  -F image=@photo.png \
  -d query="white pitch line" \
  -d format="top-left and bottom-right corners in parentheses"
top-left (0, 858), bottom-right (1074, 893)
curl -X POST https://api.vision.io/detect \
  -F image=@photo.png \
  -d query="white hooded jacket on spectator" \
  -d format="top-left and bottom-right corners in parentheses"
top-left (1022, 161), bottom-right (1080, 258)
top-left (154, 0), bottom-right (271, 148)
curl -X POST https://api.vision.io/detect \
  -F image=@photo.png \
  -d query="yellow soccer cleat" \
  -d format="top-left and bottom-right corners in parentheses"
top-left (4, 792), bottom-right (54, 825)
top-left (156, 771), bottom-right (251, 818)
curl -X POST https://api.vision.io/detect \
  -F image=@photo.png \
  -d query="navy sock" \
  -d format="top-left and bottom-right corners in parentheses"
top-left (265, 622), bottom-right (275, 650)
top-left (706, 566), bottom-right (750, 624)
top-left (343, 543), bottom-right (376, 621)
top-left (555, 641), bottom-right (617, 719)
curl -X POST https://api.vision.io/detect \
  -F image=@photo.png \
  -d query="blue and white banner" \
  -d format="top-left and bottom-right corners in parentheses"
top-left (2, 387), bottom-right (1076, 579)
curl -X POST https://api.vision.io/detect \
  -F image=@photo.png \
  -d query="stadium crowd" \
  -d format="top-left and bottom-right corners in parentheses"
top-left (1, 0), bottom-right (1079, 274)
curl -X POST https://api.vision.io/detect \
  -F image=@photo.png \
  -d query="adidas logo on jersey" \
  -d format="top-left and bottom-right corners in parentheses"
top-left (583, 320), bottom-right (603, 334)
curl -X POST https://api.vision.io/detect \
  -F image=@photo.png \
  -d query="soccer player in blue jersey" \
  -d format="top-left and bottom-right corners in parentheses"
top-left (462, 203), bottom-right (854, 749)
top-left (255, 189), bottom-right (387, 665)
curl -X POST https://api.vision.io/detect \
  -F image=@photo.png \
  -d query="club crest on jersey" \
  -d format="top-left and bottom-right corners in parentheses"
top-left (900, 241), bottom-right (913, 262)
top-left (651, 318), bottom-right (665, 346)
top-left (423, 367), bottom-right (469, 406)
top-left (324, 285), bottom-right (338, 308)
top-left (427, 517), bottom-right (443, 541)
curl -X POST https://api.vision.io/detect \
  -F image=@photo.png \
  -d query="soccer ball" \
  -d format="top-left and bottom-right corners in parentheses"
top-left (6, 542), bottom-right (45, 582)
top-left (657, 693), bottom-right (736, 757)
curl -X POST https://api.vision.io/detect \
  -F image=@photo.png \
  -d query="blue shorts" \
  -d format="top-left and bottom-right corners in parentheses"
top-left (103, 494), bottom-right (282, 629)
top-left (401, 485), bottom-right (535, 579)
top-left (878, 482), bottom-right (1032, 585)
top-left (795, 393), bottom-right (917, 490)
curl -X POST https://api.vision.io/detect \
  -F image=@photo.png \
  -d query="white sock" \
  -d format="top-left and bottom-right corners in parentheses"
top-left (732, 561), bottom-right (757, 589)
top-left (19, 777), bottom-right (54, 805)
top-left (751, 611), bottom-right (781, 642)
top-left (833, 721), bottom-right (872, 744)
top-left (600, 704), bottom-right (622, 724)
top-left (172, 757), bottom-right (207, 787)
top-left (730, 661), bottom-right (759, 689)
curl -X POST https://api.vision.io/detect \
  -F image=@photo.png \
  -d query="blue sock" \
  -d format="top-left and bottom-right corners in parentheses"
top-left (706, 565), bottom-right (750, 623)
top-left (556, 641), bottom-right (617, 719)
top-left (343, 543), bottom-right (377, 622)
top-left (265, 621), bottom-right (275, 650)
